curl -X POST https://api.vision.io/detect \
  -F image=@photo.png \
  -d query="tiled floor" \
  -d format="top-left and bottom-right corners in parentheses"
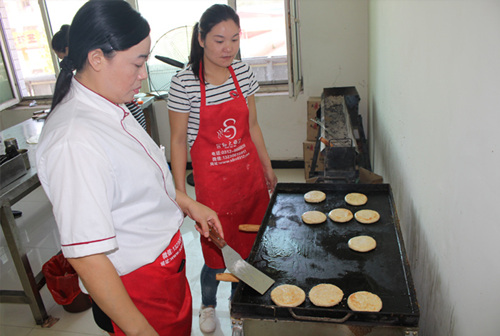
top-left (0, 169), bottom-right (305, 336)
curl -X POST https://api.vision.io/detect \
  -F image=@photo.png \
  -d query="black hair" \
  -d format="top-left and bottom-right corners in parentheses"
top-left (51, 24), bottom-right (70, 53)
top-left (50, 0), bottom-right (150, 111)
top-left (189, 4), bottom-right (240, 81)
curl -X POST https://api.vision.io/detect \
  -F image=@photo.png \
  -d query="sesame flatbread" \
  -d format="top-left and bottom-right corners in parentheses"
top-left (309, 284), bottom-right (344, 307)
top-left (328, 208), bottom-right (353, 223)
top-left (348, 235), bottom-right (377, 252)
top-left (347, 291), bottom-right (383, 312)
top-left (354, 209), bottom-right (380, 224)
top-left (304, 190), bottom-right (326, 203)
top-left (271, 284), bottom-right (306, 307)
top-left (301, 211), bottom-right (327, 224)
top-left (344, 192), bottom-right (368, 206)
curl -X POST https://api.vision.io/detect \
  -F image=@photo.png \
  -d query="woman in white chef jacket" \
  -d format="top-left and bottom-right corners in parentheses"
top-left (36, 1), bottom-right (222, 335)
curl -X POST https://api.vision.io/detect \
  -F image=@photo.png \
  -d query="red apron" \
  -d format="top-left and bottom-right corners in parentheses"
top-left (191, 64), bottom-right (270, 269)
top-left (111, 231), bottom-right (192, 335)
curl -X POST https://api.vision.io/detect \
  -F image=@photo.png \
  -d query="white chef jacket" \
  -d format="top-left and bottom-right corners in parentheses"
top-left (36, 78), bottom-right (184, 276)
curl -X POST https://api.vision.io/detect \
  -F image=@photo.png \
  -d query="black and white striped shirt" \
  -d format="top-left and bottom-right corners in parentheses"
top-left (125, 100), bottom-right (147, 131)
top-left (167, 60), bottom-right (259, 148)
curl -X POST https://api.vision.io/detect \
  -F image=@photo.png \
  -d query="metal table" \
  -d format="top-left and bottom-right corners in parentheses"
top-left (0, 118), bottom-right (52, 325)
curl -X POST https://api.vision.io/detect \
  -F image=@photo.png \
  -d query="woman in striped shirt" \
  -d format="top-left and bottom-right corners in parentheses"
top-left (168, 4), bottom-right (277, 333)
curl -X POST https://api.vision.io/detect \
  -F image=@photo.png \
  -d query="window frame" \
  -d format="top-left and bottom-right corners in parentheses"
top-left (285, 0), bottom-right (302, 98)
top-left (226, 0), bottom-right (302, 97)
top-left (0, 17), bottom-right (21, 110)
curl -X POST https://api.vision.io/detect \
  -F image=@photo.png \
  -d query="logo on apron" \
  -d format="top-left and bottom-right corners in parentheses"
top-left (217, 118), bottom-right (237, 140)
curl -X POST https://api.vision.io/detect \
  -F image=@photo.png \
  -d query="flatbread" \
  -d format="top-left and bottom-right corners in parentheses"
top-left (344, 192), bottom-right (368, 206)
top-left (271, 284), bottom-right (306, 307)
top-left (354, 209), bottom-right (380, 224)
top-left (348, 235), bottom-right (377, 252)
top-left (304, 190), bottom-right (326, 203)
top-left (301, 211), bottom-right (327, 224)
top-left (308, 284), bottom-right (344, 307)
top-left (347, 291), bottom-right (383, 312)
top-left (328, 208), bottom-right (353, 223)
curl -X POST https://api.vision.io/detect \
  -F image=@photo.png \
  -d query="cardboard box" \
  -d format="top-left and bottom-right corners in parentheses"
top-left (306, 97), bottom-right (321, 141)
top-left (303, 141), bottom-right (324, 179)
top-left (359, 167), bottom-right (384, 184)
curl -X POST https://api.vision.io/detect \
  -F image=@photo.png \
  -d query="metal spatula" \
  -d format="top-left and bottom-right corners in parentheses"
top-left (197, 223), bottom-right (275, 295)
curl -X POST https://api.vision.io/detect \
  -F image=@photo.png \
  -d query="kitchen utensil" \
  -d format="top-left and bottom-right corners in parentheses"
top-left (238, 224), bottom-right (260, 233)
top-left (216, 273), bottom-right (239, 282)
top-left (197, 223), bottom-right (274, 295)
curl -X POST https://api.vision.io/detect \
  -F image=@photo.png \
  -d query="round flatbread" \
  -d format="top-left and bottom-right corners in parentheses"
top-left (301, 211), bottom-right (327, 224)
top-left (308, 284), bottom-right (344, 307)
top-left (354, 209), bottom-right (380, 224)
top-left (328, 208), bottom-right (353, 223)
top-left (271, 284), bottom-right (306, 307)
top-left (304, 190), bottom-right (326, 203)
top-left (345, 192), bottom-right (368, 206)
top-left (348, 235), bottom-right (377, 252)
top-left (347, 291), bottom-right (383, 312)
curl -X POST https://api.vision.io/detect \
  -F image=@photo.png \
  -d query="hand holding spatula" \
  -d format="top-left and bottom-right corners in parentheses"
top-left (196, 223), bottom-right (275, 295)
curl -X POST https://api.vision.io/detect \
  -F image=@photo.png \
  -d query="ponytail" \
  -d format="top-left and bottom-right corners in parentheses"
top-left (189, 22), bottom-right (204, 81)
top-left (50, 57), bottom-right (75, 111)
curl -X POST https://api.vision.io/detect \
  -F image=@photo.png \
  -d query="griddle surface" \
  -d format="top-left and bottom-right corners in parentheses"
top-left (232, 183), bottom-right (419, 326)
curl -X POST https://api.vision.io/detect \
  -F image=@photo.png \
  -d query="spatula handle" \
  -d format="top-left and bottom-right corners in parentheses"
top-left (216, 273), bottom-right (239, 282)
top-left (239, 224), bottom-right (260, 232)
top-left (196, 223), bottom-right (226, 249)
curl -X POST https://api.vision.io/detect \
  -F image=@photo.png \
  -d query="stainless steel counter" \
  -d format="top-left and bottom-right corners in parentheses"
top-left (0, 118), bottom-right (53, 325)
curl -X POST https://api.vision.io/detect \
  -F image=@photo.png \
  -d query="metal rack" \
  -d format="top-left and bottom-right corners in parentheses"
top-left (308, 87), bottom-right (371, 183)
top-left (0, 119), bottom-right (55, 326)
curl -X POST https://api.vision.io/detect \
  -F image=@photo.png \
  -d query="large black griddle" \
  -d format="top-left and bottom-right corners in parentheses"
top-left (231, 183), bottom-right (419, 327)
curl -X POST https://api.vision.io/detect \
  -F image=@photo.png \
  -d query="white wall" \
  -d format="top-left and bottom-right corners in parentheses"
top-left (155, 0), bottom-right (369, 161)
top-left (369, 1), bottom-right (500, 335)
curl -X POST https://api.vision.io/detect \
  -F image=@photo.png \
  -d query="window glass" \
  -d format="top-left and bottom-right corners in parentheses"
top-left (237, 0), bottom-right (288, 83)
top-left (2, 0), bottom-right (53, 97)
top-left (45, 0), bottom-right (87, 36)
top-left (0, 0), bottom-right (85, 99)
top-left (0, 44), bottom-right (17, 109)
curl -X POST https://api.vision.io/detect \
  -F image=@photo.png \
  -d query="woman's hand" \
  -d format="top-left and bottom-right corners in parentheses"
top-left (175, 190), bottom-right (223, 239)
top-left (263, 165), bottom-right (278, 193)
top-left (188, 201), bottom-right (223, 239)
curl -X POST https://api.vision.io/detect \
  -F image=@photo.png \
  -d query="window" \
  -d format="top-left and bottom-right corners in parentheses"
top-left (0, 0), bottom-right (86, 103)
top-left (236, 0), bottom-right (288, 84)
top-left (0, 0), bottom-right (301, 106)
top-left (1, 0), bottom-right (52, 99)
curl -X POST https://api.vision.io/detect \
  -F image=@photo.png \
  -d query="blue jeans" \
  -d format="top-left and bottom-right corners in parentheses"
top-left (201, 263), bottom-right (238, 307)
